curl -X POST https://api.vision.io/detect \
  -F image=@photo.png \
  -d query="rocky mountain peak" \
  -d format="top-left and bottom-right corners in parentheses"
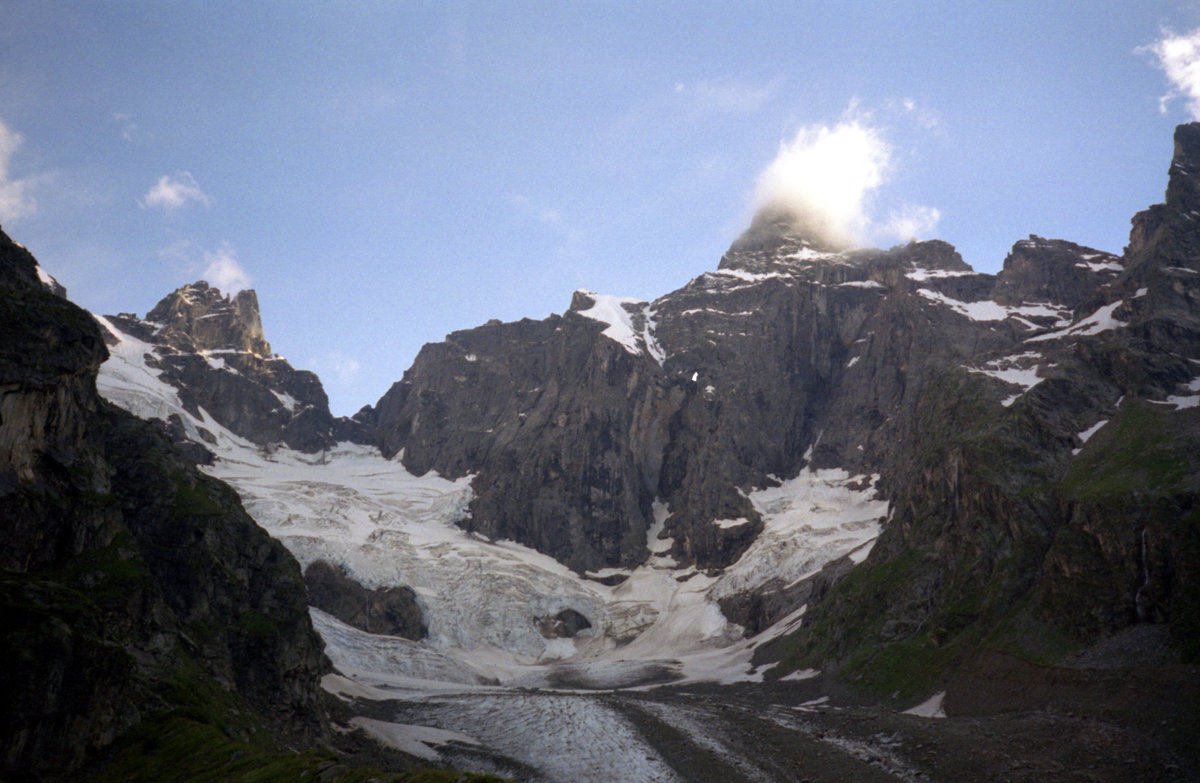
top-left (145, 280), bottom-right (270, 356)
top-left (721, 205), bottom-right (850, 268)
top-left (991, 236), bottom-right (1122, 307)
top-left (1127, 121), bottom-right (1200, 260)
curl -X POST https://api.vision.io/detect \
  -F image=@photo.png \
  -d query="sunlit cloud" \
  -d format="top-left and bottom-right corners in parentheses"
top-left (1142, 27), bottom-right (1200, 119)
top-left (141, 171), bottom-right (210, 211)
top-left (202, 244), bottom-right (252, 293)
top-left (880, 205), bottom-right (941, 243)
top-left (0, 118), bottom-right (37, 222)
top-left (752, 117), bottom-right (889, 247)
top-left (750, 112), bottom-right (940, 248)
top-left (676, 77), bottom-right (779, 114)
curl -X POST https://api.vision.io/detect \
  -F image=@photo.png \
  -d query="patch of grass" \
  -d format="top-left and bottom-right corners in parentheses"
top-left (1062, 401), bottom-right (1193, 499)
top-left (237, 610), bottom-right (279, 638)
top-left (981, 594), bottom-right (1083, 664)
top-left (173, 473), bottom-right (226, 517)
top-left (771, 551), bottom-right (929, 674)
top-left (89, 712), bottom-right (510, 782)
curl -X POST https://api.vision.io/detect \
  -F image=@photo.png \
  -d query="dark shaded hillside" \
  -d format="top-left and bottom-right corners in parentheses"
top-left (0, 229), bottom-right (327, 778)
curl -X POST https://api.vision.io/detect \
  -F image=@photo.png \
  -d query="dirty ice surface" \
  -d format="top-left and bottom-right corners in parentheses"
top-left (95, 317), bottom-right (895, 780)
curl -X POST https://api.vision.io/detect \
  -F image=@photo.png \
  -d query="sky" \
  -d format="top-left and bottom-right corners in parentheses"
top-left (3, 2), bottom-right (1200, 415)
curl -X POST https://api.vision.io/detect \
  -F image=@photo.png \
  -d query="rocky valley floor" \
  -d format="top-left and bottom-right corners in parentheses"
top-left (326, 662), bottom-right (1200, 783)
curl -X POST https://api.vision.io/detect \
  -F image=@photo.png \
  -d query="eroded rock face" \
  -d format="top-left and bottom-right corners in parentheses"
top-left (303, 560), bottom-right (426, 639)
top-left (0, 230), bottom-right (328, 778)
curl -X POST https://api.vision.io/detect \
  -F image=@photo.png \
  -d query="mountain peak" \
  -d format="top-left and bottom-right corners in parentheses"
top-left (146, 281), bottom-right (270, 356)
top-left (727, 204), bottom-right (851, 256)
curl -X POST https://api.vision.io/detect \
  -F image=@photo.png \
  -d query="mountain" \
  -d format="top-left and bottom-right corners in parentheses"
top-left (359, 126), bottom-right (1200, 689)
top-left (95, 125), bottom-right (1200, 686)
top-left (8, 124), bottom-right (1199, 781)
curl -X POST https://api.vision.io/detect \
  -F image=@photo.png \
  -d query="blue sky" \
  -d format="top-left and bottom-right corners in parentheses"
top-left (2, 1), bottom-right (1200, 414)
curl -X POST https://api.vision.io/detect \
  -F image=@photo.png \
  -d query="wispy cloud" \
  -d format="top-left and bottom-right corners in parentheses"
top-left (1142, 27), bottom-right (1200, 119)
top-left (888, 96), bottom-right (942, 132)
top-left (509, 193), bottom-right (584, 260)
top-left (308, 350), bottom-right (361, 385)
top-left (0, 118), bottom-right (37, 222)
top-left (674, 77), bottom-right (779, 114)
top-left (140, 171), bottom-right (210, 211)
top-left (880, 205), bottom-right (942, 243)
top-left (751, 110), bottom-right (940, 248)
top-left (113, 112), bottom-right (140, 143)
top-left (202, 244), bottom-right (251, 293)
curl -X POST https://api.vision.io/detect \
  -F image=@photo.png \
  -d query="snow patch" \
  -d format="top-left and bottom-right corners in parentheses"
top-left (271, 388), bottom-right (298, 412)
top-left (903, 691), bottom-right (946, 718)
top-left (1072, 419), bottom-right (1108, 454)
top-left (35, 264), bottom-right (58, 290)
top-left (905, 267), bottom-right (975, 281)
top-left (1027, 300), bottom-right (1128, 342)
top-left (575, 292), bottom-right (663, 364)
top-left (1074, 259), bottom-right (1123, 273)
top-left (966, 351), bottom-right (1045, 406)
top-left (786, 247), bottom-right (839, 262)
top-left (918, 289), bottom-right (1069, 325)
top-left (350, 716), bottom-right (479, 761)
top-left (780, 668), bottom-right (819, 682)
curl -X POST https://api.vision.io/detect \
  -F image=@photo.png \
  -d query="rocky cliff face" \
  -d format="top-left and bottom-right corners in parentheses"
top-left (103, 282), bottom-right (370, 454)
top-left (0, 231), bottom-right (329, 779)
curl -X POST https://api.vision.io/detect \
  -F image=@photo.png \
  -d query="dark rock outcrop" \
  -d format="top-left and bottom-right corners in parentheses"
top-left (303, 560), bottom-right (426, 639)
top-left (534, 608), bottom-right (592, 639)
top-left (0, 229), bottom-right (329, 779)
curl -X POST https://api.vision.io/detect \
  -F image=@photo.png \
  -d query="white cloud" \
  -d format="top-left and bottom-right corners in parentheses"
top-left (1143, 27), bottom-right (1200, 119)
top-left (202, 244), bottom-right (252, 293)
top-left (750, 113), bottom-right (941, 248)
top-left (880, 205), bottom-right (942, 243)
top-left (0, 118), bottom-right (37, 222)
top-left (113, 112), bottom-right (140, 142)
top-left (752, 118), bottom-right (890, 247)
top-left (889, 96), bottom-right (942, 131)
top-left (140, 171), bottom-right (210, 211)
top-left (309, 351), bottom-right (361, 385)
top-left (679, 77), bottom-right (779, 114)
